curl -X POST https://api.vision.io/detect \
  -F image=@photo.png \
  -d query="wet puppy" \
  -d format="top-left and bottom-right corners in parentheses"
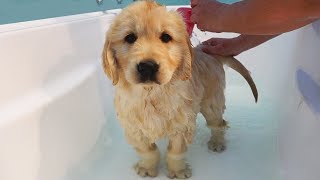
top-left (102, 0), bottom-right (258, 178)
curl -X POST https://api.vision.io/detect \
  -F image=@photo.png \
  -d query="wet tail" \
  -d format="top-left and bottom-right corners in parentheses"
top-left (215, 55), bottom-right (258, 102)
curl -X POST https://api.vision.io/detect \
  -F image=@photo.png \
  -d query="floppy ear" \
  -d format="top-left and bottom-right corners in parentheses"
top-left (177, 35), bottom-right (194, 81)
top-left (102, 39), bottom-right (119, 85)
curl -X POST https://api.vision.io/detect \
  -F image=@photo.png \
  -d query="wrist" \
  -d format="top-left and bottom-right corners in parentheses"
top-left (230, 35), bottom-right (248, 53)
top-left (210, 3), bottom-right (232, 32)
top-left (235, 34), bottom-right (278, 52)
top-left (214, 2), bottom-right (246, 33)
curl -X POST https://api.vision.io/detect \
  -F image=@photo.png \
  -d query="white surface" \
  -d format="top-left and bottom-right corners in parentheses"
top-left (0, 7), bottom-right (319, 180)
top-left (278, 23), bottom-right (320, 180)
top-left (0, 10), bottom-right (113, 180)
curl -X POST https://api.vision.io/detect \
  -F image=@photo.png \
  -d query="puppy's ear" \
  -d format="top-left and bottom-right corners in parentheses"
top-left (102, 39), bottom-right (119, 85)
top-left (177, 35), bottom-right (194, 81)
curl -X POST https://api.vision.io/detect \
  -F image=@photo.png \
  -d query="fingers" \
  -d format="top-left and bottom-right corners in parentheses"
top-left (196, 24), bottom-right (206, 31)
top-left (202, 38), bottom-right (222, 45)
top-left (191, 0), bottom-right (198, 7)
top-left (190, 1), bottom-right (216, 32)
top-left (200, 41), bottom-right (240, 56)
top-left (191, 9), bottom-right (207, 31)
top-left (190, 0), bottom-right (202, 23)
top-left (190, 7), bottom-right (198, 23)
top-left (191, 0), bottom-right (228, 33)
top-left (201, 44), bottom-right (225, 56)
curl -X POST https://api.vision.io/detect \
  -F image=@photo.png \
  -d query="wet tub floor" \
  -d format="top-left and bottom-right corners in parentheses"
top-left (66, 69), bottom-right (281, 180)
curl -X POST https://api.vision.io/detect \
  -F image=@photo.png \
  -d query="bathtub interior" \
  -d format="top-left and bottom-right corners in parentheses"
top-left (0, 6), bottom-right (319, 180)
top-left (62, 30), bottom-right (285, 180)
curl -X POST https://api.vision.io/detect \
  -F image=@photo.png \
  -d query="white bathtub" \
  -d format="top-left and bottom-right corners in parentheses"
top-left (0, 7), bottom-right (319, 180)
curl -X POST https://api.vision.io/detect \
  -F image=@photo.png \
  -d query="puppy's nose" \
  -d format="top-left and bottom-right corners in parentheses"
top-left (137, 60), bottom-right (159, 81)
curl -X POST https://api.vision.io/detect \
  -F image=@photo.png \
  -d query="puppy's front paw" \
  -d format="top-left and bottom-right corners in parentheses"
top-left (167, 165), bottom-right (192, 179)
top-left (208, 138), bottom-right (226, 152)
top-left (134, 163), bottom-right (158, 177)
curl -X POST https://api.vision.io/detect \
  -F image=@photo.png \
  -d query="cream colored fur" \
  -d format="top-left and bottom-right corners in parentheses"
top-left (102, 1), bottom-right (258, 179)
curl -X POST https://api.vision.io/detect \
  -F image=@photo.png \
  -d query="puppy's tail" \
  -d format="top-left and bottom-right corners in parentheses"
top-left (215, 55), bottom-right (258, 103)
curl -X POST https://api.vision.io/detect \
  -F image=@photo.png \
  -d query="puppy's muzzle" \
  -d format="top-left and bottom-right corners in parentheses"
top-left (137, 60), bottom-right (159, 83)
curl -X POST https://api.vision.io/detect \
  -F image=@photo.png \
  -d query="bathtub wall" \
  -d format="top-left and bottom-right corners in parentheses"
top-left (278, 20), bottom-right (320, 180)
top-left (0, 13), bottom-right (115, 180)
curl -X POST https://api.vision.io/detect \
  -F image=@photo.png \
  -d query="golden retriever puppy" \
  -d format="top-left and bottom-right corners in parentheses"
top-left (102, 0), bottom-right (258, 178)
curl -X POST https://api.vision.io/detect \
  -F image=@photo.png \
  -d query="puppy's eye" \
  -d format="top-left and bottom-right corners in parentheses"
top-left (124, 33), bottom-right (137, 44)
top-left (160, 33), bottom-right (172, 43)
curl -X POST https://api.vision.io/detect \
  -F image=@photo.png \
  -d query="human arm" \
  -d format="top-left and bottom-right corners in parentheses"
top-left (191, 0), bottom-right (320, 35)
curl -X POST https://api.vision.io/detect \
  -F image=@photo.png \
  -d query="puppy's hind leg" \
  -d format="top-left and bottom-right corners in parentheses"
top-left (201, 104), bottom-right (228, 152)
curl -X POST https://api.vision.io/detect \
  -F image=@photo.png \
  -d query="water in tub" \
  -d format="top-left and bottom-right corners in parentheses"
top-left (65, 30), bottom-right (281, 180)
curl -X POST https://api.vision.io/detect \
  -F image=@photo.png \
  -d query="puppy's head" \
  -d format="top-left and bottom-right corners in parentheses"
top-left (102, 0), bottom-right (193, 86)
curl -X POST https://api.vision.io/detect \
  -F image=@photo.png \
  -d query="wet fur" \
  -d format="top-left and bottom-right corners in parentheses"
top-left (102, 0), bottom-right (258, 178)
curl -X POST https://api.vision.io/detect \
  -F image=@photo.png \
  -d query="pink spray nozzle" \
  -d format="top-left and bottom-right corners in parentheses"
top-left (177, 7), bottom-right (195, 37)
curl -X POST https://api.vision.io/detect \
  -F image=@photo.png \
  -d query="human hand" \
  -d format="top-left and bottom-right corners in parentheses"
top-left (200, 37), bottom-right (244, 56)
top-left (191, 0), bottom-right (228, 32)
top-left (200, 35), bottom-right (278, 56)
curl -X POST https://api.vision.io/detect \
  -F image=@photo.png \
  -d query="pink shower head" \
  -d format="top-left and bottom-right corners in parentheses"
top-left (177, 7), bottom-right (195, 37)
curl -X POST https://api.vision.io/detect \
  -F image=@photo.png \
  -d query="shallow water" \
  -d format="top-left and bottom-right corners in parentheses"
top-left (65, 69), bottom-right (281, 180)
